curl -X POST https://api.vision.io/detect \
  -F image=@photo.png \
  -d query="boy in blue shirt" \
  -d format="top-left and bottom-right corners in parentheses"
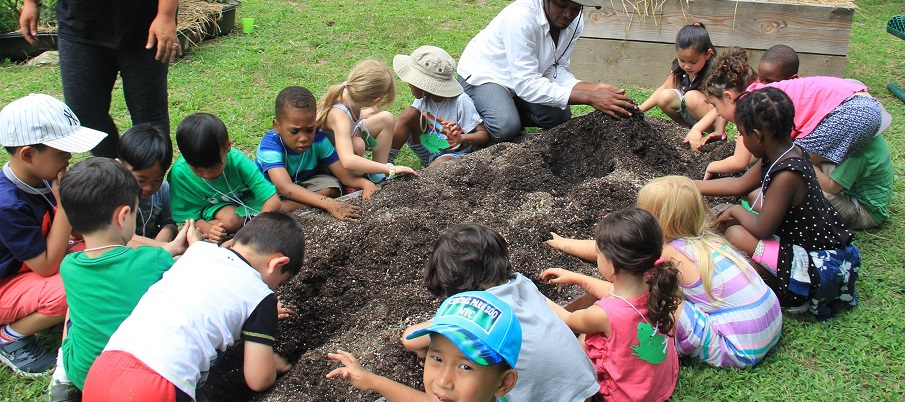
top-left (0, 94), bottom-right (105, 376)
top-left (256, 86), bottom-right (376, 221)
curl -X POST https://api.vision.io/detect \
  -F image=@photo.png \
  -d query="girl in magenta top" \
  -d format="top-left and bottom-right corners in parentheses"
top-left (703, 47), bottom-right (882, 178)
top-left (543, 208), bottom-right (680, 402)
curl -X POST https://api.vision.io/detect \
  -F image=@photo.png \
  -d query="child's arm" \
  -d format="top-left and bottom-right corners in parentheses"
top-left (545, 233), bottom-right (596, 261)
top-left (327, 109), bottom-right (414, 176)
top-left (813, 166), bottom-right (845, 194)
top-left (154, 224), bottom-right (178, 242)
top-left (24, 172), bottom-right (71, 277)
top-left (541, 268), bottom-right (613, 298)
top-left (265, 166), bottom-right (361, 220)
top-left (697, 115), bottom-right (728, 149)
top-left (259, 193), bottom-right (281, 214)
top-left (437, 118), bottom-right (490, 147)
top-left (328, 162), bottom-right (379, 200)
top-left (719, 170), bottom-right (804, 239)
top-left (161, 220), bottom-right (202, 257)
top-left (400, 321), bottom-right (431, 355)
top-left (703, 136), bottom-right (754, 179)
top-left (546, 299), bottom-right (611, 336)
top-left (638, 74), bottom-right (674, 113)
top-left (327, 350), bottom-right (429, 402)
top-left (685, 107), bottom-right (719, 149)
top-left (694, 162), bottom-right (762, 197)
top-left (243, 342), bottom-right (290, 392)
top-left (194, 219), bottom-right (227, 243)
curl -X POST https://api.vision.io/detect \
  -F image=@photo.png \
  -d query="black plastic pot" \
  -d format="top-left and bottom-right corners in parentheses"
top-left (0, 32), bottom-right (58, 63)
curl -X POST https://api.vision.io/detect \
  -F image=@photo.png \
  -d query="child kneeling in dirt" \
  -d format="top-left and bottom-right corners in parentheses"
top-left (328, 290), bottom-right (521, 402)
top-left (392, 45), bottom-right (490, 167)
top-left (400, 224), bottom-right (599, 401)
top-left (256, 86), bottom-right (377, 222)
top-left (81, 212), bottom-right (303, 400)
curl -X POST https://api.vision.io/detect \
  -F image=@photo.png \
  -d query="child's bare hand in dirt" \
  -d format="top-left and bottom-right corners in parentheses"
top-left (393, 165), bottom-right (418, 177)
top-left (697, 131), bottom-right (725, 150)
top-left (273, 352), bottom-right (292, 374)
top-left (326, 199), bottom-right (362, 222)
top-left (544, 232), bottom-right (567, 251)
top-left (683, 129), bottom-right (705, 150)
top-left (277, 299), bottom-right (297, 320)
top-left (361, 182), bottom-right (378, 200)
top-left (702, 162), bottom-right (718, 180)
top-left (326, 350), bottom-right (375, 391)
top-left (541, 268), bottom-right (581, 286)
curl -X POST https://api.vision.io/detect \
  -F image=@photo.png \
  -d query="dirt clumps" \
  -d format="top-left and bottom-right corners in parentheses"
top-left (203, 112), bottom-right (734, 401)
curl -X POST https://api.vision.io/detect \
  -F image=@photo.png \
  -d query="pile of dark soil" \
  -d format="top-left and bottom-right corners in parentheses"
top-left (204, 112), bottom-right (734, 401)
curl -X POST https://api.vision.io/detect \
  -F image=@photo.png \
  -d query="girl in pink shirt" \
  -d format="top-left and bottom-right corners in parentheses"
top-left (543, 208), bottom-right (680, 402)
top-left (702, 47), bottom-right (881, 178)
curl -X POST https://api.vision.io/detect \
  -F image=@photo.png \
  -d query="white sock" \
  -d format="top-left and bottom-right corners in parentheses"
top-left (0, 324), bottom-right (25, 344)
top-left (51, 348), bottom-right (71, 384)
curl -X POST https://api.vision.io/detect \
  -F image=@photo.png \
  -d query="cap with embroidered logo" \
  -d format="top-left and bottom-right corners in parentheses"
top-left (406, 291), bottom-right (522, 369)
top-left (0, 94), bottom-right (107, 153)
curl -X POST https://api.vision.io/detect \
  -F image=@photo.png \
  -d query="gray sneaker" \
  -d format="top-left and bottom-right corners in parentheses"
top-left (48, 378), bottom-right (82, 402)
top-left (0, 336), bottom-right (55, 377)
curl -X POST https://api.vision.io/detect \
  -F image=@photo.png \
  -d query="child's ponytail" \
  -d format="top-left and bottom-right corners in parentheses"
top-left (316, 59), bottom-right (396, 129)
top-left (646, 258), bottom-right (681, 334)
top-left (316, 83), bottom-right (346, 128)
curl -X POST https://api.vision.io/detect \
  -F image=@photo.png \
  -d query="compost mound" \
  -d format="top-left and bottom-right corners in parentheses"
top-left (204, 112), bottom-right (734, 401)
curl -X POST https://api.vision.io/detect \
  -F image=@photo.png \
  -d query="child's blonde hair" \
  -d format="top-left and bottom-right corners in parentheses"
top-left (316, 59), bottom-right (396, 128)
top-left (637, 175), bottom-right (755, 300)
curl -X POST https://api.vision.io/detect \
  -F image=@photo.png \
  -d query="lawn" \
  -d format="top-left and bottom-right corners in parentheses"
top-left (1, 0), bottom-right (903, 400)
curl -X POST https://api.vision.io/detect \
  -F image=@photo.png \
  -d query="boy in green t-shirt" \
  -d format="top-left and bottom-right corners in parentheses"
top-left (815, 135), bottom-right (894, 229)
top-left (49, 158), bottom-right (200, 400)
top-left (168, 113), bottom-right (281, 243)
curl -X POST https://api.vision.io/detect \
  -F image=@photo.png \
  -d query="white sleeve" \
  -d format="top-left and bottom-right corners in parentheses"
top-left (500, 12), bottom-right (573, 108)
top-left (554, 18), bottom-right (582, 88)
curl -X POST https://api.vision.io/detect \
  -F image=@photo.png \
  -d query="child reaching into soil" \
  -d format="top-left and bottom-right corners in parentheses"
top-left (543, 207), bottom-right (680, 401)
top-left (392, 45), bottom-right (490, 167)
top-left (639, 23), bottom-right (726, 150)
top-left (317, 59), bottom-right (416, 183)
top-left (695, 87), bottom-right (860, 321)
top-left (547, 176), bottom-right (782, 368)
top-left (328, 291), bottom-right (521, 402)
top-left (702, 47), bottom-right (883, 179)
top-left (400, 223), bottom-right (599, 402)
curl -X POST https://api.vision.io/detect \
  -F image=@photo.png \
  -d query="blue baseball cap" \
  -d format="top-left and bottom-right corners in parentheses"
top-left (407, 291), bottom-right (522, 368)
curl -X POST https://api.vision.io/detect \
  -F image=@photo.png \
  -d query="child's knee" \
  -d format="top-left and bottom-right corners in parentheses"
top-left (656, 89), bottom-right (679, 110)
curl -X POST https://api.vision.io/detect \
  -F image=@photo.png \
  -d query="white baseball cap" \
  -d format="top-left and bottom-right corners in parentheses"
top-left (0, 93), bottom-right (107, 153)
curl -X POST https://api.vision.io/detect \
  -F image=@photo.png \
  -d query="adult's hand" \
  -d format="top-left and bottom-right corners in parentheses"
top-left (18, 0), bottom-right (40, 45)
top-left (571, 82), bottom-right (637, 119)
top-left (147, 14), bottom-right (181, 63)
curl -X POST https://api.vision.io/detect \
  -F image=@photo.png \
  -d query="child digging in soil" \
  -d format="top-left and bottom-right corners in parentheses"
top-left (317, 59), bottom-right (417, 183)
top-left (116, 124), bottom-right (178, 245)
top-left (392, 45), bottom-right (490, 167)
top-left (256, 86), bottom-right (377, 221)
top-left (168, 113), bottom-right (281, 243)
top-left (695, 87), bottom-right (860, 321)
top-left (400, 223), bottom-right (599, 401)
top-left (702, 47), bottom-right (883, 179)
top-left (544, 208), bottom-right (680, 402)
top-left (639, 23), bottom-right (726, 150)
top-left (546, 176), bottom-right (782, 368)
top-left (82, 212), bottom-right (303, 400)
top-left (328, 290), bottom-right (521, 402)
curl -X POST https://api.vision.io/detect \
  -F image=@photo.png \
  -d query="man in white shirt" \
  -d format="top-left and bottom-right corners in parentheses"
top-left (458, 0), bottom-right (637, 142)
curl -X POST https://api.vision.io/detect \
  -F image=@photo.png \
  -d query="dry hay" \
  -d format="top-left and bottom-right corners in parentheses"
top-left (201, 111), bottom-right (736, 401)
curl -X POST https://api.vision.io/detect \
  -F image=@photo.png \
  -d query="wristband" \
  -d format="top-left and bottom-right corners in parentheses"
top-left (386, 163), bottom-right (396, 179)
top-left (720, 131), bottom-right (727, 140)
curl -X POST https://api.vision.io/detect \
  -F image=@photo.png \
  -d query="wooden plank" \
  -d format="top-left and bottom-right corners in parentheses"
top-left (580, 0), bottom-right (854, 56)
top-left (570, 37), bottom-right (847, 89)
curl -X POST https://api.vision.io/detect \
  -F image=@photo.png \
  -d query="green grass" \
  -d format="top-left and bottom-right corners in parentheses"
top-left (1, 0), bottom-right (903, 400)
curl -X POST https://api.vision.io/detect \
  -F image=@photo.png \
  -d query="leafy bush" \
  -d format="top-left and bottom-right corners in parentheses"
top-left (1, 0), bottom-right (58, 34)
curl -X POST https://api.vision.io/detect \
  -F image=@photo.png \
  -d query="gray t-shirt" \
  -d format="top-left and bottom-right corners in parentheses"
top-left (488, 273), bottom-right (600, 401)
top-left (135, 182), bottom-right (175, 239)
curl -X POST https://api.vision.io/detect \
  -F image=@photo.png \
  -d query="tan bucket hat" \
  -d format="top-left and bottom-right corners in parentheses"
top-left (393, 46), bottom-right (463, 98)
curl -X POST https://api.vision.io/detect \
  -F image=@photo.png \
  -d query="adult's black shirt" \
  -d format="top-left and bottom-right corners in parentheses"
top-left (56, 0), bottom-right (159, 49)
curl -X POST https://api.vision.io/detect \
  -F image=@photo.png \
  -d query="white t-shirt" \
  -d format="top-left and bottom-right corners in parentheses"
top-left (103, 242), bottom-right (275, 398)
top-left (489, 273), bottom-right (600, 402)
top-left (457, 0), bottom-right (582, 108)
top-left (412, 93), bottom-right (483, 134)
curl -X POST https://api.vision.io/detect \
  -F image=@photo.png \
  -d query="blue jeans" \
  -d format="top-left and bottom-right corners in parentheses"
top-left (458, 77), bottom-right (571, 143)
top-left (58, 37), bottom-right (170, 157)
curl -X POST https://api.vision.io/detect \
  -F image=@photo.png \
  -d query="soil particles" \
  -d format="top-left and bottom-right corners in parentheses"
top-left (203, 111), bottom-right (735, 401)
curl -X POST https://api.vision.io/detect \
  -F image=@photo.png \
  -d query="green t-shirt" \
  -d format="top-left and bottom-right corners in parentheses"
top-left (60, 246), bottom-right (174, 389)
top-left (830, 135), bottom-right (894, 223)
top-left (168, 148), bottom-right (278, 221)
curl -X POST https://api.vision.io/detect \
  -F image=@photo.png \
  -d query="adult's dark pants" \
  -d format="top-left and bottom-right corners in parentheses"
top-left (58, 37), bottom-right (170, 157)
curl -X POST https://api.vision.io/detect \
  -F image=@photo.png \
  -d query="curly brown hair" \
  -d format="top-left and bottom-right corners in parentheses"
top-left (704, 47), bottom-right (757, 99)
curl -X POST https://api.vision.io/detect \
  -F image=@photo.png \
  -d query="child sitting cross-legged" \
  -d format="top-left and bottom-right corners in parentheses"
top-left (48, 158), bottom-right (200, 400)
top-left (116, 123), bottom-right (178, 245)
top-left (0, 94), bottom-right (105, 377)
top-left (168, 113), bottom-right (281, 242)
top-left (256, 86), bottom-right (377, 221)
top-left (392, 45), bottom-right (489, 167)
top-left (400, 223), bottom-right (599, 402)
top-left (328, 290), bottom-right (521, 402)
top-left (82, 211), bottom-right (304, 400)
top-left (544, 208), bottom-right (680, 402)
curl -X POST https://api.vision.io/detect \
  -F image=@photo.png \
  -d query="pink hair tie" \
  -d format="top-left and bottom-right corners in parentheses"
top-left (342, 81), bottom-right (348, 88)
top-left (654, 256), bottom-right (666, 266)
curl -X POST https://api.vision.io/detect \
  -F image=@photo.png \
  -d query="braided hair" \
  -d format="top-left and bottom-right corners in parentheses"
top-left (705, 47), bottom-right (757, 99)
top-left (735, 87), bottom-right (797, 139)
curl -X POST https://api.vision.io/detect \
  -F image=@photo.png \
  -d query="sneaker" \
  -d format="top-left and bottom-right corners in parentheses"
top-left (48, 378), bottom-right (81, 402)
top-left (782, 303), bottom-right (809, 314)
top-left (0, 335), bottom-right (56, 377)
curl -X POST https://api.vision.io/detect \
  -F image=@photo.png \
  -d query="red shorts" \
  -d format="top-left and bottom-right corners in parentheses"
top-left (0, 271), bottom-right (67, 325)
top-left (83, 350), bottom-right (192, 402)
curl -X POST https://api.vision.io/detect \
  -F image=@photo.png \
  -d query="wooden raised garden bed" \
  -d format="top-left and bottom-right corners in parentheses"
top-left (571, 0), bottom-right (856, 88)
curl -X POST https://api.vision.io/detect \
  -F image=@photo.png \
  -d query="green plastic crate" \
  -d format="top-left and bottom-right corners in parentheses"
top-left (888, 15), bottom-right (904, 40)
